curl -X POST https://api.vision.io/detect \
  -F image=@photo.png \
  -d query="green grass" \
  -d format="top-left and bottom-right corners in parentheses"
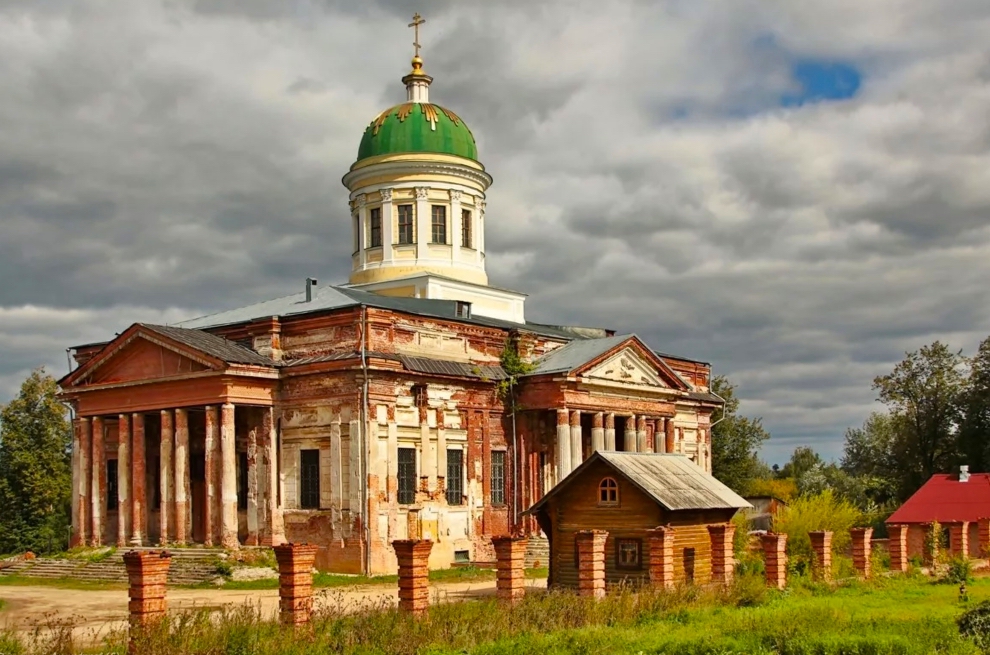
top-left (197, 566), bottom-right (550, 591)
top-left (0, 575), bottom-right (126, 591)
top-left (0, 598), bottom-right (6, 611)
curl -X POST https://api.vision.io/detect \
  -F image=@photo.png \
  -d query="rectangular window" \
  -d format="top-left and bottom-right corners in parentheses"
top-left (398, 448), bottom-right (417, 504)
top-left (353, 215), bottom-right (360, 253)
top-left (398, 204), bottom-right (414, 244)
top-left (369, 207), bottom-right (382, 247)
top-left (237, 451), bottom-right (248, 510)
top-left (431, 205), bottom-right (447, 244)
top-left (300, 449), bottom-right (321, 510)
top-left (461, 209), bottom-right (472, 248)
top-left (616, 538), bottom-right (642, 570)
top-left (491, 450), bottom-right (506, 506)
top-left (107, 460), bottom-right (118, 511)
top-left (446, 449), bottom-right (463, 505)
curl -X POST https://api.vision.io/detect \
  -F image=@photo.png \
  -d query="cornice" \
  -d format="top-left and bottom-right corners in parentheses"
top-left (342, 158), bottom-right (493, 192)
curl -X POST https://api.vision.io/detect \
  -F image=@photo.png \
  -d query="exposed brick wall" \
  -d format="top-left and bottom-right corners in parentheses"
top-left (809, 531), bottom-right (832, 581)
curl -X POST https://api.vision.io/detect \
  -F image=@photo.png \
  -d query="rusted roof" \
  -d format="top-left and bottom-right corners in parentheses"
top-left (527, 451), bottom-right (751, 514)
top-left (397, 355), bottom-right (508, 380)
top-left (139, 324), bottom-right (276, 368)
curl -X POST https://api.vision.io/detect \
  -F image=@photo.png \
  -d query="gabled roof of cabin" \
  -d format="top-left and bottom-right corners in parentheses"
top-left (886, 472), bottom-right (990, 524)
top-left (527, 451), bottom-right (751, 514)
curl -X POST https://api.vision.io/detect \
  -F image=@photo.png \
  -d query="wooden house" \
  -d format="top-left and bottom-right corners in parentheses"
top-left (528, 451), bottom-right (750, 588)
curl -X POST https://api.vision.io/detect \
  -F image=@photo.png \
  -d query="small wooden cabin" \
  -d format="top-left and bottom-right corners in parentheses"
top-left (528, 451), bottom-right (751, 588)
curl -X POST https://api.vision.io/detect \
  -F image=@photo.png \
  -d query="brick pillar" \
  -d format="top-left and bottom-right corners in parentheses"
top-left (492, 536), bottom-right (527, 603)
top-left (260, 407), bottom-right (285, 546)
top-left (123, 550), bottom-right (171, 631)
top-left (604, 413), bottom-right (616, 451)
top-left (808, 531), bottom-right (832, 581)
top-left (623, 416), bottom-right (637, 452)
top-left (888, 524), bottom-right (908, 573)
top-left (591, 413), bottom-right (605, 453)
top-left (393, 539), bottom-right (433, 616)
top-left (575, 530), bottom-right (608, 598)
top-left (636, 415), bottom-right (648, 453)
top-left (131, 413), bottom-right (146, 546)
top-left (979, 518), bottom-right (990, 558)
top-left (647, 526), bottom-right (675, 588)
top-left (72, 418), bottom-right (91, 548)
top-left (850, 527), bottom-right (873, 578)
top-left (708, 523), bottom-right (735, 585)
top-left (174, 408), bottom-right (190, 545)
top-left (273, 543), bottom-right (319, 626)
top-left (664, 419), bottom-right (676, 454)
top-left (246, 420), bottom-right (259, 546)
top-left (117, 414), bottom-right (131, 547)
top-left (91, 416), bottom-right (105, 546)
top-left (203, 406), bottom-right (218, 547)
top-left (556, 409), bottom-right (571, 480)
top-left (761, 533), bottom-right (787, 589)
top-left (949, 522), bottom-right (970, 558)
top-left (159, 410), bottom-right (173, 545)
top-left (569, 410), bottom-right (583, 472)
top-left (220, 403), bottom-right (238, 549)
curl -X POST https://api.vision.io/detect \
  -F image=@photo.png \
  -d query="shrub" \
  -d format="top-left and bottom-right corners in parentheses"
top-left (746, 477), bottom-right (797, 502)
top-left (958, 600), bottom-right (990, 651)
top-left (213, 558), bottom-right (234, 577)
top-left (942, 556), bottom-right (973, 585)
top-left (773, 489), bottom-right (862, 569)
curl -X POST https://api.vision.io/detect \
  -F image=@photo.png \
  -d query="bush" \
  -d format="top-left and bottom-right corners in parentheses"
top-left (943, 556), bottom-right (973, 585)
top-left (773, 490), bottom-right (862, 569)
top-left (958, 600), bottom-right (990, 651)
top-left (213, 558), bottom-right (234, 577)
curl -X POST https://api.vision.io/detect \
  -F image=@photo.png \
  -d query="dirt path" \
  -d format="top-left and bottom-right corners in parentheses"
top-left (0, 578), bottom-right (547, 644)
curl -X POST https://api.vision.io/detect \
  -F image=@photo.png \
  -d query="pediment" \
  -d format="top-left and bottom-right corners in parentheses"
top-left (581, 347), bottom-right (664, 386)
top-left (69, 330), bottom-right (221, 388)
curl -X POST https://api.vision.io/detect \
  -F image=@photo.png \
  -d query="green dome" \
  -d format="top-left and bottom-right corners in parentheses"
top-left (358, 102), bottom-right (478, 162)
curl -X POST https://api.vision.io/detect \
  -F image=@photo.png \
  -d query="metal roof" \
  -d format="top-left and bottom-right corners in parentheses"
top-left (139, 324), bottom-right (276, 368)
top-left (527, 334), bottom-right (632, 375)
top-left (528, 451), bottom-right (751, 514)
top-left (397, 355), bottom-right (508, 380)
top-left (886, 473), bottom-right (990, 524)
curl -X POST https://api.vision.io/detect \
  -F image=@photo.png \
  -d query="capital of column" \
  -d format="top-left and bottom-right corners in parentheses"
top-left (569, 410), bottom-right (581, 427)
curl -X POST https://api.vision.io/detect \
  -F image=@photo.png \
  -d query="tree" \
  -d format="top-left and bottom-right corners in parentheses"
top-left (959, 335), bottom-right (990, 472)
top-left (777, 446), bottom-right (823, 481)
top-left (840, 412), bottom-right (900, 507)
top-left (0, 369), bottom-right (72, 554)
top-left (872, 341), bottom-right (966, 499)
top-left (709, 375), bottom-right (771, 494)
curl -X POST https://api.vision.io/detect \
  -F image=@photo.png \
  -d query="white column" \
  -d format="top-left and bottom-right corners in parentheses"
top-left (450, 190), bottom-right (462, 263)
top-left (220, 403), bottom-right (238, 549)
top-left (556, 409), bottom-right (571, 481)
top-left (159, 411), bottom-right (173, 545)
top-left (174, 408), bottom-right (190, 545)
top-left (604, 413), bottom-right (616, 451)
top-left (91, 416), bottom-right (104, 546)
top-left (246, 420), bottom-right (259, 546)
top-left (381, 188), bottom-right (394, 261)
top-left (356, 193), bottom-right (368, 268)
top-left (415, 186), bottom-right (430, 260)
top-left (477, 198), bottom-right (486, 265)
top-left (636, 416), bottom-right (648, 453)
top-left (422, 407), bottom-right (436, 492)
top-left (204, 406), bottom-right (217, 546)
top-left (261, 407), bottom-right (284, 545)
top-left (117, 414), bottom-right (131, 547)
top-left (591, 412), bottom-right (605, 452)
top-left (569, 410), bottom-right (583, 471)
top-left (623, 415), bottom-right (637, 452)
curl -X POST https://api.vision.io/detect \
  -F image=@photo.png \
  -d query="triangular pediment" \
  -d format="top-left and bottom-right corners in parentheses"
top-left (582, 347), bottom-right (664, 386)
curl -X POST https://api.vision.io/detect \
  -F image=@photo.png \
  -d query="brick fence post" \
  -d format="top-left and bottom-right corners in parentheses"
top-left (888, 524), bottom-right (908, 573)
top-left (491, 536), bottom-right (528, 603)
top-left (393, 539), bottom-right (433, 616)
top-left (273, 543), bottom-right (319, 626)
top-left (949, 522), bottom-right (970, 558)
top-left (979, 518), bottom-right (990, 558)
top-left (850, 527), bottom-right (873, 579)
top-left (123, 550), bottom-right (171, 650)
top-left (808, 531), bottom-right (832, 582)
top-left (708, 523), bottom-right (735, 585)
top-left (761, 533), bottom-right (787, 590)
top-left (575, 530), bottom-right (608, 598)
top-left (646, 526), bottom-right (675, 589)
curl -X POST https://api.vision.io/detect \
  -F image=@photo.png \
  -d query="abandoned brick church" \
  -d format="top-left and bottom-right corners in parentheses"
top-left (59, 42), bottom-right (724, 575)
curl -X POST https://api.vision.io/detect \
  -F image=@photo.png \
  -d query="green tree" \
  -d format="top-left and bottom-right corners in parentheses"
top-left (0, 369), bottom-right (72, 554)
top-left (873, 341), bottom-right (966, 499)
top-left (959, 335), bottom-right (990, 472)
top-left (777, 446), bottom-right (823, 481)
top-left (840, 412), bottom-right (900, 507)
top-left (709, 375), bottom-right (770, 494)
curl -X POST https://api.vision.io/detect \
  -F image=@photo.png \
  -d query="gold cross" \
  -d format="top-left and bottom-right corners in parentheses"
top-left (409, 12), bottom-right (426, 57)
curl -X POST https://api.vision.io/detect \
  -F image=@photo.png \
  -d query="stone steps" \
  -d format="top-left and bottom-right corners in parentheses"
top-left (525, 536), bottom-right (549, 569)
top-left (0, 548), bottom-right (232, 585)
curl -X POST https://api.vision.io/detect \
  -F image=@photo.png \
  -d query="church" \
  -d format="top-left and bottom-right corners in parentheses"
top-left (59, 19), bottom-right (723, 575)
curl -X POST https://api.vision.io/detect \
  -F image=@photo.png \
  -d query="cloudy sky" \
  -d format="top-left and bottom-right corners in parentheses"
top-left (1, 0), bottom-right (988, 463)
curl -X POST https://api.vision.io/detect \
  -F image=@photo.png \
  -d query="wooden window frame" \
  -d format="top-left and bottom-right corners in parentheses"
top-left (461, 208), bottom-right (472, 248)
top-left (397, 204), bottom-right (414, 245)
top-left (598, 477), bottom-right (619, 506)
top-left (299, 449), bottom-right (321, 510)
top-left (431, 205), bottom-right (447, 244)
top-left (615, 538), bottom-right (642, 571)
top-left (369, 207), bottom-right (382, 247)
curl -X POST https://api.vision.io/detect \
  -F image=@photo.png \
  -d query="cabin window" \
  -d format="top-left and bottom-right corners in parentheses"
top-left (598, 477), bottom-right (619, 506)
top-left (616, 538), bottom-right (642, 570)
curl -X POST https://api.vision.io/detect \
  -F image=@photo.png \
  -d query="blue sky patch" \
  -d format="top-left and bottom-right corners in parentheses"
top-left (782, 60), bottom-right (862, 106)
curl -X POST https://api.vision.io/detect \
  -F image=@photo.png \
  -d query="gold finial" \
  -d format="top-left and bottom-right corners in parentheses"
top-left (408, 12), bottom-right (426, 58)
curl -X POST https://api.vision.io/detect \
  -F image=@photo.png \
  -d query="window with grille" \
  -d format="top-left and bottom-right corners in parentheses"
top-left (300, 449), bottom-right (321, 509)
top-left (491, 450), bottom-right (506, 506)
top-left (107, 460), bottom-right (118, 511)
top-left (431, 205), bottom-right (447, 244)
top-left (446, 449), bottom-right (463, 505)
top-left (412, 384), bottom-right (428, 407)
top-left (598, 477), bottom-right (619, 506)
top-left (369, 207), bottom-right (382, 247)
top-left (398, 447), bottom-right (417, 504)
top-left (616, 539), bottom-right (642, 570)
top-left (461, 209), bottom-right (472, 248)
top-left (398, 205), bottom-right (414, 244)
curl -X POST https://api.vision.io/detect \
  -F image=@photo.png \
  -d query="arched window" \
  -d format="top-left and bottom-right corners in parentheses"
top-left (598, 477), bottom-right (619, 506)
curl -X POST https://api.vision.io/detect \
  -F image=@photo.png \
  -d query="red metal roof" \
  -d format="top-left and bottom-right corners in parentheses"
top-left (886, 473), bottom-right (990, 524)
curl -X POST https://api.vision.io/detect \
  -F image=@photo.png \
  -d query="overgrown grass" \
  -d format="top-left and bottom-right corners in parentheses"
top-left (0, 575), bottom-right (126, 591)
top-left (203, 565), bottom-right (549, 590)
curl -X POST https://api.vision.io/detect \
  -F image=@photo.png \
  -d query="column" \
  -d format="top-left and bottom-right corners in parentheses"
top-left (761, 533), bottom-right (787, 589)
top-left (850, 527), bottom-right (873, 578)
top-left (414, 186), bottom-right (429, 260)
top-left (220, 403), bottom-right (238, 549)
top-left (380, 188), bottom-right (394, 260)
top-left (604, 413), bottom-right (616, 451)
top-left (123, 550), bottom-right (171, 642)
top-left (246, 419), bottom-right (259, 546)
top-left (569, 410), bottom-right (582, 472)
top-left (449, 189), bottom-right (462, 263)
top-left (708, 523), bottom-right (735, 585)
top-left (356, 194), bottom-right (367, 268)
top-left (204, 406), bottom-right (218, 546)
top-left (131, 413), bottom-right (146, 546)
top-left (664, 419), bottom-right (676, 454)
top-left (888, 524), bottom-right (908, 573)
top-left (476, 198), bottom-right (486, 264)
top-left (623, 416), bottom-right (637, 452)
top-left (273, 543), bottom-right (319, 626)
top-left (91, 416), bottom-right (105, 546)
top-left (949, 522), bottom-right (969, 558)
top-left (809, 531), bottom-right (832, 581)
top-left (556, 409), bottom-right (571, 480)
top-left (117, 414), bottom-right (131, 547)
top-left (393, 539), bottom-right (434, 616)
top-left (174, 408), bottom-right (190, 545)
top-left (654, 419), bottom-right (665, 453)
top-left (72, 418), bottom-right (90, 548)
top-left (647, 526), bottom-right (675, 588)
top-left (636, 416), bottom-right (648, 453)
top-left (260, 407), bottom-right (284, 546)
top-left (591, 412), bottom-right (605, 452)
top-left (575, 530), bottom-right (608, 598)
top-left (491, 536), bottom-right (528, 603)
top-left (159, 410), bottom-right (173, 545)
